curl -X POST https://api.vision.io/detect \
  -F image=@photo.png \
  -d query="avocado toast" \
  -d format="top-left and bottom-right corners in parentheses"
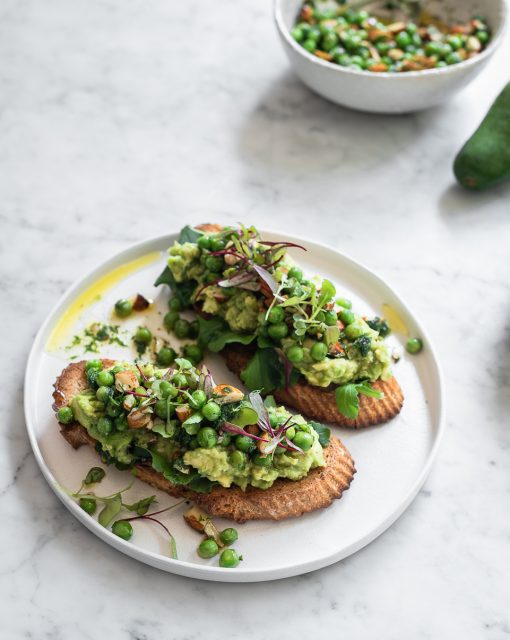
top-left (156, 223), bottom-right (404, 428)
top-left (53, 359), bottom-right (355, 523)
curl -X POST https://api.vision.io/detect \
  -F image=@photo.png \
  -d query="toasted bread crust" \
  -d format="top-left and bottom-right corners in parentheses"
top-left (53, 361), bottom-right (355, 522)
top-left (222, 344), bottom-right (404, 428)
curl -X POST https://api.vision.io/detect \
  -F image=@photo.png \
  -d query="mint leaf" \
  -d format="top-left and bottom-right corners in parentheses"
top-left (240, 349), bottom-right (285, 393)
top-left (310, 421), bottom-right (331, 447)
top-left (197, 316), bottom-right (255, 352)
top-left (335, 382), bottom-right (384, 419)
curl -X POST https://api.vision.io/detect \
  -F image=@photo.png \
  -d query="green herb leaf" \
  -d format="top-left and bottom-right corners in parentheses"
top-left (263, 395), bottom-right (277, 408)
top-left (178, 225), bottom-right (203, 244)
top-left (197, 316), bottom-right (256, 352)
top-left (240, 348), bottom-right (285, 393)
top-left (183, 412), bottom-right (203, 428)
top-left (335, 382), bottom-right (384, 419)
top-left (188, 475), bottom-right (214, 493)
top-left (98, 493), bottom-right (122, 527)
top-left (124, 495), bottom-right (157, 516)
top-left (316, 279), bottom-right (336, 312)
top-left (231, 406), bottom-right (259, 428)
top-left (152, 421), bottom-right (177, 438)
top-left (310, 421), bottom-right (331, 447)
top-left (153, 265), bottom-right (195, 307)
top-left (83, 467), bottom-right (105, 485)
top-left (149, 450), bottom-right (193, 486)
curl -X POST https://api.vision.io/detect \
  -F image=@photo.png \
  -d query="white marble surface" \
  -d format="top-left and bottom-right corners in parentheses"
top-left (1, 0), bottom-right (509, 637)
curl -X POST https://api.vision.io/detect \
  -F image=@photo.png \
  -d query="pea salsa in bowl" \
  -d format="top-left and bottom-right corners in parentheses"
top-left (274, 0), bottom-right (507, 112)
top-left (292, 1), bottom-right (491, 72)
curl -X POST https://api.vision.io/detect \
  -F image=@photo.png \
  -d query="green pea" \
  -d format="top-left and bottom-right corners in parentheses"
top-left (285, 345), bottom-right (304, 363)
top-left (219, 549), bottom-right (242, 568)
top-left (209, 237), bottom-right (226, 252)
top-left (285, 426), bottom-right (296, 440)
top-left (445, 52), bottom-right (462, 65)
top-left (79, 497), bottom-right (96, 515)
top-left (229, 450), bottom-right (247, 469)
top-left (164, 310), bottom-right (179, 331)
top-left (339, 309), bottom-right (355, 324)
top-left (267, 323), bottom-right (289, 340)
top-left (425, 41), bottom-right (443, 56)
top-left (302, 38), bottom-right (317, 53)
top-left (395, 31), bottom-right (411, 48)
top-left (197, 538), bottom-right (219, 559)
top-left (197, 426), bottom-right (218, 449)
top-left (173, 319), bottom-right (191, 339)
top-left (189, 389), bottom-right (207, 410)
top-left (205, 255), bottom-right (224, 272)
top-left (291, 26), bottom-right (304, 42)
top-left (112, 520), bottom-right (133, 541)
top-left (324, 310), bottom-right (337, 326)
top-left (134, 326), bottom-right (152, 345)
top-left (106, 397), bottom-right (123, 418)
top-left (157, 347), bottom-right (177, 367)
top-left (168, 297), bottom-right (182, 312)
top-left (441, 43), bottom-right (453, 57)
top-left (406, 337), bottom-right (423, 354)
top-left (159, 381), bottom-right (178, 399)
top-left (219, 528), bottom-right (238, 546)
top-left (57, 406), bottom-right (74, 424)
top-left (202, 401), bottom-right (221, 422)
top-left (311, 342), bottom-right (328, 362)
top-left (435, 60), bottom-right (447, 68)
top-left (114, 298), bottom-right (133, 318)
top-left (267, 306), bottom-right (285, 324)
top-left (96, 370), bottom-right (114, 387)
top-left (235, 435), bottom-right (255, 453)
top-left (477, 31), bottom-right (489, 44)
top-left (96, 416), bottom-right (113, 437)
top-left (154, 398), bottom-right (169, 419)
top-left (85, 359), bottom-right (102, 371)
top-left (183, 343), bottom-right (203, 364)
top-left (322, 31), bottom-right (339, 52)
top-left (197, 234), bottom-right (211, 250)
top-left (171, 373), bottom-right (187, 388)
top-left (253, 454), bottom-right (272, 467)
top-left (316, 310), bottom-right (326, 323)
top-left (114, 415), bottom-right (128, 432)
top-left (292, 431), bottom-right (314, 451)
top-left (447, 35), bottom-right (463, 50)
top-left (336, 53), bottom-right (351, 66)
top-left (411, 32), bottom-right (422, 47)
top-left (96, 385), bottom-right (112, 403)
top-left (406, 22), bottom-right (417, 34)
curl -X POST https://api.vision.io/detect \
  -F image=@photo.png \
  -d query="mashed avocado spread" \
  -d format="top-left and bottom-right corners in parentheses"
top-left (64, 359), bottom-right (329, 492)
top-left (163, 226), bottom-right (393, 401)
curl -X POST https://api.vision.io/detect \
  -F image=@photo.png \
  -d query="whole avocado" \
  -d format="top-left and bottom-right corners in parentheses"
top-left (454, 82), bottom-right (510, 190)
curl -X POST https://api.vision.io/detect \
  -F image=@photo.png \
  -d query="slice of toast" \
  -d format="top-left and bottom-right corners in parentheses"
top-left (222, 344), bottom-right (404, 429)
top-left (53, 361), bottom-right (355, 523)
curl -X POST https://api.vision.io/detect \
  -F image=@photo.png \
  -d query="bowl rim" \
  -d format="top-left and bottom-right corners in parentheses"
top-left (274, 0), bottom-right (508, 79)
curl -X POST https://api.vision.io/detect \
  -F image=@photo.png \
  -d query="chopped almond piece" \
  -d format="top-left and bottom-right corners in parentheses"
top-left (176, 405), bottom-right (192, 422)
top-left (315, 50), bottom-right (332, 61)
top-left (369, 63), bottom-right (388, 72)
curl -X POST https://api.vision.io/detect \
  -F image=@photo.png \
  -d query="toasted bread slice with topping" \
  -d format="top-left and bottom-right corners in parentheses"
top-left (53, 361), bottom-right (355, 523)
top-left (222, 344), bottom-right (404, 429)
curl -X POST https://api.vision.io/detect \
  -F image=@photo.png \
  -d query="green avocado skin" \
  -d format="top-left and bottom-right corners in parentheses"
top-left (454, 82), bottom-right (510, 190)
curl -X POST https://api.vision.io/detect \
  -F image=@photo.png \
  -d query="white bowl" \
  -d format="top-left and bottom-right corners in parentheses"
top-left (274, 0), bottom-right (507, 113)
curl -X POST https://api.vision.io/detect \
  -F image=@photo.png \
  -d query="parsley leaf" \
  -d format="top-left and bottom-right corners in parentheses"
top-left (335, 382), bottom-right (384, 419)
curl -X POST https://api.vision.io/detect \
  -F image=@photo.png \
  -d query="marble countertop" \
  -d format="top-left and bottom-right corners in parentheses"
top-left (1, 0), bottom-right (509, 638)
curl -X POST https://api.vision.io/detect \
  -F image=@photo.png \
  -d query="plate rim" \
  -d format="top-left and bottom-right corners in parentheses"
top-left (24, 229), bottom-right (445, 582)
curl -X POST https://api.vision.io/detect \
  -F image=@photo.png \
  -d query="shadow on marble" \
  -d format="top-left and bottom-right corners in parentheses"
top-left (438, 183), bottom-right (510, 221)
top-left (237, 71), bottom-right (446, 176)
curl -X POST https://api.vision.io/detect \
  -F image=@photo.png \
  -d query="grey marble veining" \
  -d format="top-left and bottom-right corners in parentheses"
top-left (1, 1), bottom-right (509, 638)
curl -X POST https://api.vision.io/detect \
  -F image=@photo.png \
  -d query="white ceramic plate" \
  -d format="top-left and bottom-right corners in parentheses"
top-left (24, 230), bottom-right (444, 582)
